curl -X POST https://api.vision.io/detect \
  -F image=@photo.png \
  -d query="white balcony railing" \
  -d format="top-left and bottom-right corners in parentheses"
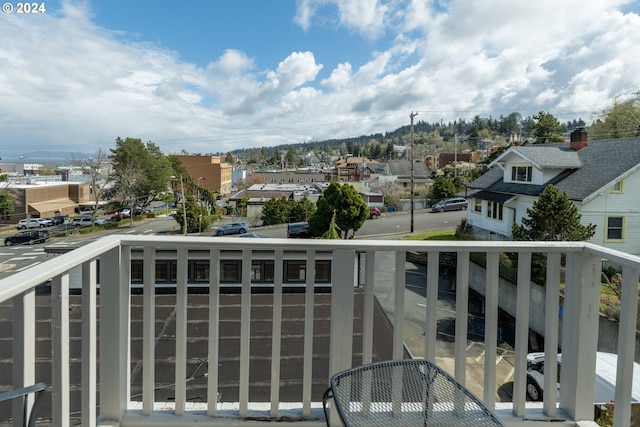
top-left (1, 235), bottom-right (639, 427)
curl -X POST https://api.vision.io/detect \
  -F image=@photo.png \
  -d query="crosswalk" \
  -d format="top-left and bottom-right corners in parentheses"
top-left (0, 246), bottom-right (46, 275)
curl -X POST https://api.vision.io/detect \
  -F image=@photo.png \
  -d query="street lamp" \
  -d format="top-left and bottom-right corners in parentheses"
top-left (197, 177), bottom-right (205, 233)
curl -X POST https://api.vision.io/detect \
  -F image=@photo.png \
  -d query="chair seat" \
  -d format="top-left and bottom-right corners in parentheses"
top-left (324, 359), bottom-right (504, 426)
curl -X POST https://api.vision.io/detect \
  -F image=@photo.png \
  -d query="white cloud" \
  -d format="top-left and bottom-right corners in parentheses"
top-left (1, 0), bottom-right (640, 157)
top-left (294, 0), bottom-right (389, 39)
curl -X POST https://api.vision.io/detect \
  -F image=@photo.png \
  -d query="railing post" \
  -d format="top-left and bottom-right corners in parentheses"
top-left (99, 245), bottom-right (131, 424)
top-left (328, 249), bottom-right (356, 425)
top-left (560, 251), bottom-right (600, 421)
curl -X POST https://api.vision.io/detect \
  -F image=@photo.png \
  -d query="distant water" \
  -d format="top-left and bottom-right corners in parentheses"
top-left (0, 157), bottom-right (68, 166)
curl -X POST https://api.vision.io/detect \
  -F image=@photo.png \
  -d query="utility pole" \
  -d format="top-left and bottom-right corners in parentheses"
top-left (454, 133), bottom-right (458, 179)
top-left (410, 111), bottom-right (418, 233)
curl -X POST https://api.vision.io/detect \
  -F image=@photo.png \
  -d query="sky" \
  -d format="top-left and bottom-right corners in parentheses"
top-left (2, 0), bottom-right (640, 160)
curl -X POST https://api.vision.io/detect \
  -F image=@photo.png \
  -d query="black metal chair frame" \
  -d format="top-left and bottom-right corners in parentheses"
top-left (323, 359), bottom-right (505, 426)
top-left (0, 383), bottom-right (46, 427)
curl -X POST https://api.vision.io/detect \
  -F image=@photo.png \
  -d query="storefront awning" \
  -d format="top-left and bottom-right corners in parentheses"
top-left (29, 198), bottom-right (77, 214)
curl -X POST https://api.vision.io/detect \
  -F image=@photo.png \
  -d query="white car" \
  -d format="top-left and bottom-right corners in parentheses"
top-left (35, 218), bottom-right (53, 227)
top-left (526, 351), bottom-right (640, 403)
top-left (18, 219), bottom-right (42, 229)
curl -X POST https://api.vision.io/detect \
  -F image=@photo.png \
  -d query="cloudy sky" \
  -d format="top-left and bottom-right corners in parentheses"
top-left (2, 0), bottom-right (639, 160)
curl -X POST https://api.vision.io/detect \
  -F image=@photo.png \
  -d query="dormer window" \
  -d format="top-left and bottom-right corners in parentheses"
top-left (511, 165), bottom-right (532, 183)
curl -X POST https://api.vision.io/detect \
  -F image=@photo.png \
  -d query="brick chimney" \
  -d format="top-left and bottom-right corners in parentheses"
top-left (570, 127), bottom-right (588, 151)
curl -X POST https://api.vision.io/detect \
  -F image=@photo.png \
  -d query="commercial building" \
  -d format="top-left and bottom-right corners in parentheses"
top-left (173, 155), bottom-right (233, 195)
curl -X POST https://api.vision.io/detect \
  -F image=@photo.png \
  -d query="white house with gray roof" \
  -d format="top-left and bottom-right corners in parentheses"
top-left (466, 128), bottom-right (640, 256)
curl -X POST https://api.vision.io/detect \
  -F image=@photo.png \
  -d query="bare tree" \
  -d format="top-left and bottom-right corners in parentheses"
top-left (70, 148), bottom-right (112, 222)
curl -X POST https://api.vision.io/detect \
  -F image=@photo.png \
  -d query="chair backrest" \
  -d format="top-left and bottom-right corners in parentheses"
top-left (0, 383), bottom-right (46, 427)
top-left (328, 359), bottom-right (504, 427)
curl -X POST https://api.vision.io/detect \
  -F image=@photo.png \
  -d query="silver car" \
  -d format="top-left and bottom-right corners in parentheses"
top-left (431, 197), bottom-right (468, 212)
top-left (214, 222), bottom-right (249, 236)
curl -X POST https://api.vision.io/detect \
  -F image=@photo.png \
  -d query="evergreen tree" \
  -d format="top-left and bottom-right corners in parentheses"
top-left (321, 211), bottom-right (341, 239)
top-left (512, 185), bottom-right (596, 241)
top-left (428, 177), bottom-right (458, 202)
top-left (290, 196), bottom-right (316, 222)
top-left (260, 197), bottom-right (291, 225)
top-left (532, 111), bottom-right (565, 143)
top-left (309, 182), bottom-right (368, 239)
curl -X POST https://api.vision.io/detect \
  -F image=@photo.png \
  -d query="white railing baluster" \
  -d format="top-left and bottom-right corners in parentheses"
top-left (52, 272), bottom-right (70, 427)
top-left (454, 251), bottom-right (470, 387)
top-left (483, 251), bottom-right (499, 408)
top-left (142, 247), bottom-right (155, 415)
top-left (302, 250), bottom-right (315, 416)
top-left (175, 247), bottom-right (188, 416)
top-left (543, 251), bottom-right (561, 418)
top-left (81, 260), bottom-right (97, 427)
top-left (207, 249), bottom-right (221, 417)
top-left (12, 287), bottom-right (35, 427)
top-left (238, 248), bottom-right (252, 417)
top-left (512, 251), bottom-right (531, 417)
top-left (269, 249), bottom-right (284, 417)
top-left (424, 250), bottom-right (439, 363)
top-left (362, 251), bottom-right (375, 365)
top-left (614, 265), bottom-right (640, 427)
top-left (393, 251), bottom-right (406, 359)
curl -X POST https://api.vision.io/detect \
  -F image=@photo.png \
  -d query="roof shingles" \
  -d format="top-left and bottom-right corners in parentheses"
top-left (470, 137), bottom-right (640, 201)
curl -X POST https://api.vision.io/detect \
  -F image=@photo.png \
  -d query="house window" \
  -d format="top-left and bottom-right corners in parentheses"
top-left (251, 260), bottom-right (275, 283)
top-left (284, 260), bottom-right (331, 283)
top-left (473, 198), bottom-right (482, 213)
top-left (220, 260), bottom-right (241, 283)
top-left (612, 180), bottom-right (624, 193)
top-left (487, 201), bottom-right (504, 220)
top-left (511, 165), bottom-right (532, 183)
top-left (606, 217), bottom-right (624, 241)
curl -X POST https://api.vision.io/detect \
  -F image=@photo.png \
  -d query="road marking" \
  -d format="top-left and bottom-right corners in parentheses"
top-left (0, 263), bottom-right (16, 271)
top-left (502, 366), bottom-right (515, 384)
top-left (9, 256), bottom-right (38, 261)
top-left (16, 262), bottom-right (41, 271)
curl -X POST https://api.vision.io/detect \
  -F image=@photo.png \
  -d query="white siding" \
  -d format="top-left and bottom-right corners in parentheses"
top-left (581, 170), bottom-right (640, 256)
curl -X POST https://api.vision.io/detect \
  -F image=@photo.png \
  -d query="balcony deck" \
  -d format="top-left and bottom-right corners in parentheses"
top-left (0, 235), bottom-right (638, 427)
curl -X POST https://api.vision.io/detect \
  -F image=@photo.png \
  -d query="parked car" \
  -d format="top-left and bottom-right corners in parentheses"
top-left (431, 197), bottom-right (468, 212)
top-left (213, 222), bottom-right (249, 236)
top-left (48, 215), bottom-right (68, 225)
top-left (287, 221), bottom-right (310, 238)
top-left (72, 217), bottom-right (108, 227)
top-left (369, 207), bottom-right (381, 219)
top-left (17, 219), bottom-right (42, 229)
top-left (526, 351), bottom-right (640, 402)
top-left (35, 218), bottom-right (53, 227)
top-left (238, 232), bottom-right (267, 238)
top-left (4, 229), bottom-right (50, 246)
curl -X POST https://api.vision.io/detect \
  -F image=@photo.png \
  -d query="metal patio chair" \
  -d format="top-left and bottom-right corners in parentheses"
top-left (323, 359), bottom-right (504, 426)
top-left (0, 383), bottom-right (46, 427)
